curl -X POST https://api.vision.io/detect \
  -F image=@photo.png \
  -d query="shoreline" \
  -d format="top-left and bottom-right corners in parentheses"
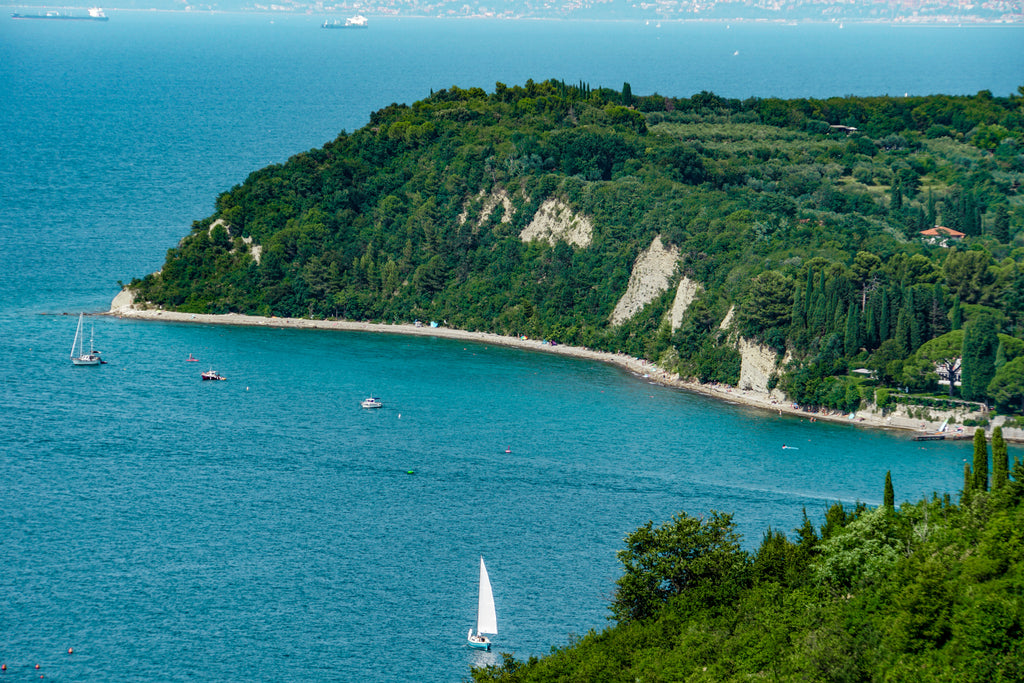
top-left (106, 304), bottom-right (1024, 444)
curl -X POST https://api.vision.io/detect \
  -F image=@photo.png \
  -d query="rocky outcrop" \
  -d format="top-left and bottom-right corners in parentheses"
top-left (209, 218), bottom-right (261, 264)
top-left (669, 276), bottom-right (703, 331)
top-left (519, 198), bottom-right (593, 248)
top-left (459, 189), bottom-right (515, 226)
top-left (110, 287), bottom-right (136, 313)
top-left (719, 305), bottom-right (736, 331)
top-left (610, 236), bottom-right (680, 325)
top-left (242, 237), bottom-right (262, 265)
top-left (736, 337), bottom-right (781, 393)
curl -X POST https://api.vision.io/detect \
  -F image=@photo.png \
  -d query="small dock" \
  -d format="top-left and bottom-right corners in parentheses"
top-left (912, 432), bottom-right (972, 442)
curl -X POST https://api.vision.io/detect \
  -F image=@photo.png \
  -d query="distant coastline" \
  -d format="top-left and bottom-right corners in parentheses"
top-left (14, 7), bottom-right (1022, 24)
top-left (107, 291), bottom-right (1024, 444)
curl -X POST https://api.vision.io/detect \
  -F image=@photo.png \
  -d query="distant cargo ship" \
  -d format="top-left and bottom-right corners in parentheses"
top-left (11, 6), bottom-right (109, 20)
top-left (322, 15), bottom-right (367, 29)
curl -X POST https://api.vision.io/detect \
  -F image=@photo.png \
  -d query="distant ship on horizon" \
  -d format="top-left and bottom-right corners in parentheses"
top-left (322, 14), bottom-right (367, 29)
top-left (11, 6), bottom-right (109, 20)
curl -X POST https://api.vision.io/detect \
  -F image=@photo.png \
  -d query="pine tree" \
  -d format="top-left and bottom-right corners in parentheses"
top-left (883, 470), bottom-right (895, 509)
top-left (992, 425), bottom-right (1009, 490)
top-left (972, 428), bottom-right (989, 492)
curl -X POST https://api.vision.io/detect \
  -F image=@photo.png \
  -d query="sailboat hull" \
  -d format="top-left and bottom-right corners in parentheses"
top-left (467, 637), bottom-right (490, 651)
top-left (71, 356), bottom-right (102, 366)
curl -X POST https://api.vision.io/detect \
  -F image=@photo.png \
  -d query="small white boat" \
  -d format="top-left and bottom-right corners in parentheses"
top-left (70, 313), bottom-right (103, 366)
top-left (201, 369), bottom-right (226, 381)
top-left (361, 397), bottom-right (383, 409)
top-left (467, 557), bottom-right (497, 650)
top-left (323, 14), bottom-right (367, 28)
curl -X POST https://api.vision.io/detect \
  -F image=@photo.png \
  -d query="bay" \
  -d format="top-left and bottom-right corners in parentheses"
top-left (1, 13), bottom-right (1021, 681)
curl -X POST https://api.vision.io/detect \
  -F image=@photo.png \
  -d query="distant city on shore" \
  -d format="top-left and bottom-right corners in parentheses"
top-left (286, 0), bottom-right (1022, 23)
top-left (8, 0), bottom-right (1021, 23)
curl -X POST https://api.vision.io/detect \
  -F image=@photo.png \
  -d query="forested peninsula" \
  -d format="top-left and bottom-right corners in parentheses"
top-left (127, 80), bottom-right (1024, 428)
top-left (123, 82), bottom-right (1024, 678)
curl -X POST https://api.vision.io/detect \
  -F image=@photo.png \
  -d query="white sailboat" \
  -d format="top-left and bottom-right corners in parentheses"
top-left (468, 556), bottom-right (498, 650)
top-left (70, 313), bottom-right (103, 366)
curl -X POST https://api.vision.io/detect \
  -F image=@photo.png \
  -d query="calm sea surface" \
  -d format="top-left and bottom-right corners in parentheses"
top-left (1, 14), bottom-right (1022, 681)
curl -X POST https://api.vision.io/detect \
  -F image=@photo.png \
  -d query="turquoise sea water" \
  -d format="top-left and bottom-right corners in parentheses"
top-left (2, 14), bottom-right (1023, 681)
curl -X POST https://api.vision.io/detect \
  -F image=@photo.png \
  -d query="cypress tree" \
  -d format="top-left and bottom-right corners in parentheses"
top-left (929, 282), bottom-right (948, 338)
top-left (864, 291), bottom-right (878, 349)
top-left (927, 189), bottom-right (937, 227)
top-left (883, 470), bottom-right (895, 509)
top-left (844, 304), bottom-right (861, 356)
top-left (963, 461), bottom-right (973, 504)
top-left (972, 428), bottom-right (989, 492)
top-left (992, 426), bottom-right (1009, 490)
top-left (890, 177), bottom-right (903, 211)
top-left (908, 288), bottom-right (924, 350)
top-left (790, 287), bottom-right (806, 333)
top-left (894, 303), bottom-right (911, 353)
top-left (879, 289), bottom-right (891, 341)
top-left (811, 291), bottom-right (828, 335)
top-left (833, 300), bottom-right (846, 336)
top-left (804, 268), bottom-right (815, 319)
top-left (951, 294), bottom-right (962, 331)
top-left (992, 203), bottom-right (1010, 243)
top-left (961, 314), bottom-right (999, 404)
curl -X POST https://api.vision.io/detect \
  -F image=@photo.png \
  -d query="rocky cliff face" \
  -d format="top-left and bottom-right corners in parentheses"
top-left (610, 235), bottom-right (679, 325)
top-left (736, 337), bottom-right (782, 393)
top-left (519, 198), bottom-right (593, 248)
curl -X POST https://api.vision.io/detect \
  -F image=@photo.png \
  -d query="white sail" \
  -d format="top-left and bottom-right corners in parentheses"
top-left (476, 557), bottom-right (497, 635)
top-left (71, 313), bottom-right (85, 359)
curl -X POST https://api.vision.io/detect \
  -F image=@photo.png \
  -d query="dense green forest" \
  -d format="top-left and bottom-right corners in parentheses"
top-left (471, 428), bottom-right (1024, 682)
top-left (128, 80), bottom-right (1024, 415)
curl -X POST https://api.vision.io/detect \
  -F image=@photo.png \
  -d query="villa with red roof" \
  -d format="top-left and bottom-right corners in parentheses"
top-left (920, 226), bottom-right (965, 246)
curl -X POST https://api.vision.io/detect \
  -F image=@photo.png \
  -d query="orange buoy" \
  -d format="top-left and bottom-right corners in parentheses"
top-left (35, 664), bottom-right (40, 669)
top-left (68, 648), bottom-right (73, 654)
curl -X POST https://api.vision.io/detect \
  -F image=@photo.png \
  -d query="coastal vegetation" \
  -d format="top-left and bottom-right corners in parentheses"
top-left (471, 428), bottom-right (1024, 682)
top-left (128, 80), bottom-right (1024, 416)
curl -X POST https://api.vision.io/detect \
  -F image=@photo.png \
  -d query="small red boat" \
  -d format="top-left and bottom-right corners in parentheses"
top-left (186, 353), bottom-right (199, 362)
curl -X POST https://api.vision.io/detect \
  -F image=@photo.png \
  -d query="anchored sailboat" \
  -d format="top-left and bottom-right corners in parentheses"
top-left (70, 313), bottom-right (103, 366)
top-left (468, 556), bottom-right (498, 650)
